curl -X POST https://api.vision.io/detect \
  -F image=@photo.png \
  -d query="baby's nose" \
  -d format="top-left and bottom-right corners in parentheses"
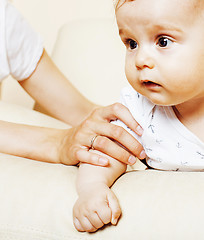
top-left (135, 48), bottom-right (155, 70)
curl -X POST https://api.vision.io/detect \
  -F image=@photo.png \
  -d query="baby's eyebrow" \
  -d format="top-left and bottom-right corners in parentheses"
top-left (118, 28), bottom-right (132, 37)
top-left (118, 28), bottom-right (125, 35)
top-left (152, 23), bottom-right (183, 33)
top-left (118, 23), bottom-right (182, 35)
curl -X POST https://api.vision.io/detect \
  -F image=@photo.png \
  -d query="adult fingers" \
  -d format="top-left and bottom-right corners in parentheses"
top-left (75, 148), bottom-right (109, 166)
top-left (75, 144), bottom-right (138, 166)
top-left (75, 135), bottom-right (144, 165)
top-left (87, 123), bottom-right (146, 161)
top-left (75, 103), bottom-right (146, 160)
top-left (92, 136), bottom-right (139, 165)
top-left (93, 103), bottom-right (143, 136)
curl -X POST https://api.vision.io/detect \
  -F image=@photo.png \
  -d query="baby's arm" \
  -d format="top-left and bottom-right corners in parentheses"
top-left (73, 150), bottom-right (127, 232)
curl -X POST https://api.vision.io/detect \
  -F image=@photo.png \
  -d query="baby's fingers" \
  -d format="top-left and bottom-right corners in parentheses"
top-left (73, 216), bottom-right (97, 232)
top-left (107, 192), bottom-right (121, 225)
top-left (73, 217), bottom-right (84, 232)
top-left (96, 203), bottom-right (112, 225)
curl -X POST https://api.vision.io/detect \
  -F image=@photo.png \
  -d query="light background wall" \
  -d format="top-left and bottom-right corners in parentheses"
top-left (12, 0), bottom-right (116, 54)
top-left (2, 0), bottom-right (116, 108)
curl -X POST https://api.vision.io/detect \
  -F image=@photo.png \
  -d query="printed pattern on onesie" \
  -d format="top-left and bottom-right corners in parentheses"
top-left (113, 85), bottom-right (204, 171)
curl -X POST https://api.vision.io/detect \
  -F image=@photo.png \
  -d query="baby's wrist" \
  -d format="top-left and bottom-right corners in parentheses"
top-left (77, 181), bottom-right (108, 196)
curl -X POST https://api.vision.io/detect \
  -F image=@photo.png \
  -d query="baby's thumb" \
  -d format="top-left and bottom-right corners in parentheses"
top-left (107, 192), bottom-right (121, 225)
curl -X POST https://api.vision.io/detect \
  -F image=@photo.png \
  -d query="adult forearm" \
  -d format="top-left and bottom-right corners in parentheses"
top-left (0, 120), bottom-right (63, 163)
top-left (20, 50), bottom-right (96, 126)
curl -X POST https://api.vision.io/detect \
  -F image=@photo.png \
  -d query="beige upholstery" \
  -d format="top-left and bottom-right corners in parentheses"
top-left (52, 19), bottom-right (127, 106)
top-left (0, 19), bottom-right (204, 239)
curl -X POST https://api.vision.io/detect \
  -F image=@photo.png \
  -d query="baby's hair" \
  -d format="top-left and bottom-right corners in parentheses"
top-left (114, 0), bottom-right (204, 13)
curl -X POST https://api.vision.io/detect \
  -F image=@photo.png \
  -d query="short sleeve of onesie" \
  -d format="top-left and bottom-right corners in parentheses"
top-left (0, 0), bottom-right (43, 81)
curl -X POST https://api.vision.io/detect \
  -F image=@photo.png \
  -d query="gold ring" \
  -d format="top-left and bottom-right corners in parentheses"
top-left (90, 135), bottom-right (99, 150)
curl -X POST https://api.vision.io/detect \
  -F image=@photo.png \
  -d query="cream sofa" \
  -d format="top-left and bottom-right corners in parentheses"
top-left (0, 19), bottom-right (204, 240)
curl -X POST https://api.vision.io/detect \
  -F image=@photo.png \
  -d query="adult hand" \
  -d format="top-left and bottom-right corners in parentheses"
top-left (58, 103), bottom-right (146, 166)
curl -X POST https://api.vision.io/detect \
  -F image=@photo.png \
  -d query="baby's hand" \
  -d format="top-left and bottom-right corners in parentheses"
top-left (73, 183), bottom-right (121, 232)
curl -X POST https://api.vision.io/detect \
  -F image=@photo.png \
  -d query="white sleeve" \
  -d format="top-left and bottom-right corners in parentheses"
top-left (112, 85), bottom-right (155, 144)
top-left (5, 0), bottom-right (44, 80)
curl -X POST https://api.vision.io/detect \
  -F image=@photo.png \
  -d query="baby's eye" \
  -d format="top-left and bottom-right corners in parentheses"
top-left (129, 39), bottom-right (137, 49)
top-left (125, 39), bottom-right (137, 50)
top-left (156, 37), bottom-right (173, 48)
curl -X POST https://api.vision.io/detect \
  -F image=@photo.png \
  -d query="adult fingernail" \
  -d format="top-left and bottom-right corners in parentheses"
top-left (99, 157), bottom-right (109, 166)
top-left (128, 155), bottom-right (137, 165)
top-left (136, 125), bottom-right (143, 135)
top-left (139, 150), bottom-right (146, 159)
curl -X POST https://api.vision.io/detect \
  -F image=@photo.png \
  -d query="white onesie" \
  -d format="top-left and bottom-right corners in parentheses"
top-left (0, 0), bottom-right (43, 81)
top-left (114, 85), bottom-right (204, 171)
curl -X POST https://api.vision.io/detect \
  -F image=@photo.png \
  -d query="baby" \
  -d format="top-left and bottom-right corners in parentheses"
top-left (73, 0), bottom-right (204, 232)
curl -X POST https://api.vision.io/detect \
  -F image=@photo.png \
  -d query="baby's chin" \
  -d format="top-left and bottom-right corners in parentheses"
top-left (143, 94), bottom-right (176, 106)
top-left (133, 86), bottom-right (179, 106)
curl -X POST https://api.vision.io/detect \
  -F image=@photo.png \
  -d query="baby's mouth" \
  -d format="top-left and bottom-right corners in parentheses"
top-left (141, 80), bottom-right (161, 88)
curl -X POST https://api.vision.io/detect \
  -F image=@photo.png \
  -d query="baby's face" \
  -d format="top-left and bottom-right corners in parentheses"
top-left (116, 0), bottom-right (204, 106)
